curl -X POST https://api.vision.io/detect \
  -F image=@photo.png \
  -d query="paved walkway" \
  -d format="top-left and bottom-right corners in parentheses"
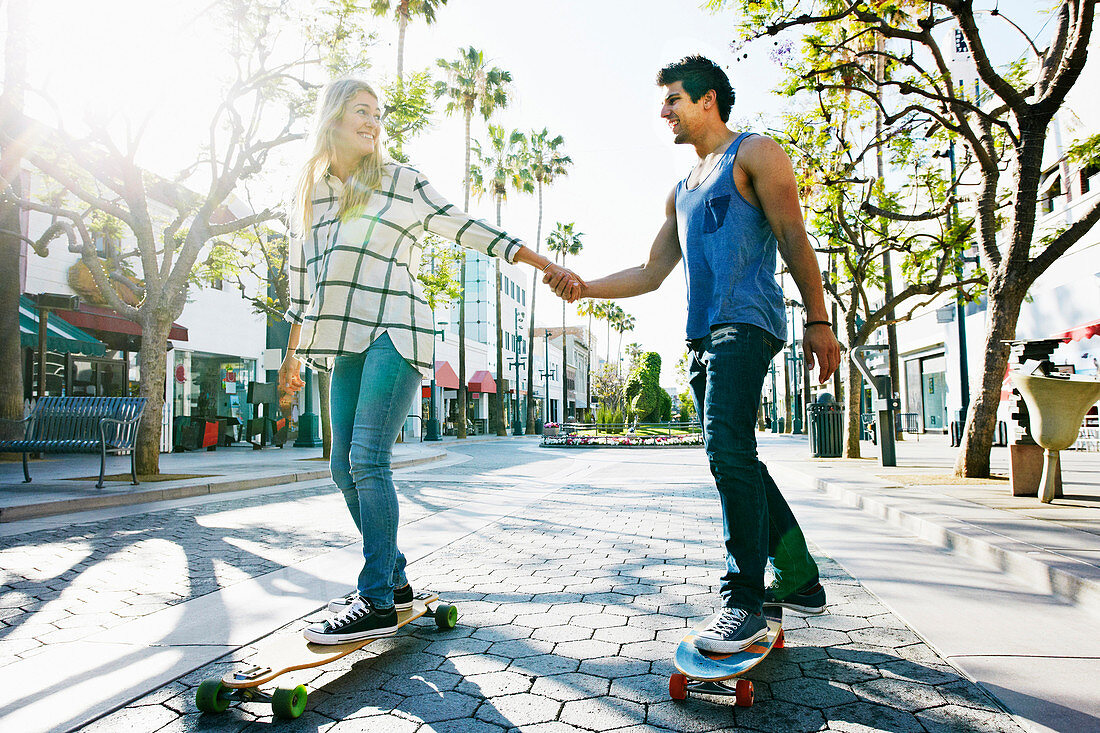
top-left (0, 434), bottom-right (521, 524)
top-left (0, 434), bottom-right (1096, 731)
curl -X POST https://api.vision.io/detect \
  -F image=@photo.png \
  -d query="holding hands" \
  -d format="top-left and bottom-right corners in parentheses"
top-left (543, 262), bottom-right (586, 302)
top-left (278, 354), bottom-right (305, 412)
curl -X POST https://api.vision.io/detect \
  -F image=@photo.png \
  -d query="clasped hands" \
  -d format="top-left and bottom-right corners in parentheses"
top-left (278, 355), bottom-right (305, 412)
top-left (542, 262), bottom-right (586, 303)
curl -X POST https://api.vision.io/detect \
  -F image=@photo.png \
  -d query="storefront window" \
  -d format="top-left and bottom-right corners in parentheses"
top-left (173, 351), bottom-right (257, 430)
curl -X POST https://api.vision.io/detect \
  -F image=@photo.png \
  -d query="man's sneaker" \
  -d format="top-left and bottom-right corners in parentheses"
top-left (328, 583), bottom-right (414, 614)
top-left (764, 579), bottom-right (827, 614)
top-left (693, 607), bottom-right (768, 653)
top-left (304, 597), bottom-right (398, 644)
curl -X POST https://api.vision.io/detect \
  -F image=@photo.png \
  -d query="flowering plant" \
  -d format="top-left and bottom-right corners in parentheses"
top-left (543, 422), bottom-right (560, 428)
top-left (541, 433), bottom-right (703, 448)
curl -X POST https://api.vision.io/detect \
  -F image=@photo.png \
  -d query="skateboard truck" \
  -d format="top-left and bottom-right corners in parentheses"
top-left (233, 665), bottom-right (273, 681)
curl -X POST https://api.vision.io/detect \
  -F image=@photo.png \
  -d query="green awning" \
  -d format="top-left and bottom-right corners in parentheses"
top-left (19, 295), bottom-right (107, 357)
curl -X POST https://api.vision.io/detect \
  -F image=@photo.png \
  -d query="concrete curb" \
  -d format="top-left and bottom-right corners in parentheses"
top-left (769, 462), bottom-right (1100, 619)
top-left (0, 451), bottom-right (446, 523)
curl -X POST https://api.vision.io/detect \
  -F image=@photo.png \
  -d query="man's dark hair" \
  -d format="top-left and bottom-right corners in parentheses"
top-left (656, 55), bottom-right (734, 123)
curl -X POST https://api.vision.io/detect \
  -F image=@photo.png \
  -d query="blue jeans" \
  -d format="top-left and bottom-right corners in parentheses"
top-left (329, 333), bottom-right (422, 608)
top-left (688, 323), bottom-right (819, 614)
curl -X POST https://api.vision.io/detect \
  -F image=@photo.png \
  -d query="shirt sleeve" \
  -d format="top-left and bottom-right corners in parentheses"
top-left (411, 173), bottom-right (524, 263)
top-left (284, 233), bottom-right (309, 324)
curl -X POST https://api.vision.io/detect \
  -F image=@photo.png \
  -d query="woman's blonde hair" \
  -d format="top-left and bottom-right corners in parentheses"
top-left (293, 78), bottom-right (387, 239)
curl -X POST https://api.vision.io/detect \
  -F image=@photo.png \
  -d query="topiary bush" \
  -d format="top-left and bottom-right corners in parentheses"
top-left (625, 352), bottom-right (664, 423)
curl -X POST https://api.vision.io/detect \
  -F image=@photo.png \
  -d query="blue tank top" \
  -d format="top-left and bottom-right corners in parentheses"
top-left (675, 132), bottom-right (787, 342)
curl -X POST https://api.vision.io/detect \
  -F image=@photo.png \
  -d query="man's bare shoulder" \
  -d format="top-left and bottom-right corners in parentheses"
top-left (738, 134), bottom-right (791, 170)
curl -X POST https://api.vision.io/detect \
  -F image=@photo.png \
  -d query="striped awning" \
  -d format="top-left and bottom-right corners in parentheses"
top-left (18, 296), bottom-right (107, 356)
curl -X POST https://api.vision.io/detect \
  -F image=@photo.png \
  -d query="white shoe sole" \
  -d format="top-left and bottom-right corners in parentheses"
top-left (303, 623), bottom-right (398, 645)
top-left (693, 626), bottom-right (768, 653)
top-left (765, 600), bottom-right (827, 615)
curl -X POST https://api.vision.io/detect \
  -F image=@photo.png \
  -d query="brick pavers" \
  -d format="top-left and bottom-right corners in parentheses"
top-left (72, 456), bottom-right (1023, 733)
top-left (0, 482), bottom-right (469, 666)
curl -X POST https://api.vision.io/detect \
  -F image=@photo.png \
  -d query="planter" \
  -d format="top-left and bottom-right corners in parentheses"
top-left (543, 426), bottom-right (559, 437)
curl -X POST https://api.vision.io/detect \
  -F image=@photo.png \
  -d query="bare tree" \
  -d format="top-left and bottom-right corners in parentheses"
top-left (716, 0), bottom-right (1099, 476)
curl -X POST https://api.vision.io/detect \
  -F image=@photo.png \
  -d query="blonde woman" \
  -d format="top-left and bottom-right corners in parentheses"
top-left (279, 79), bottom-right (580, 644)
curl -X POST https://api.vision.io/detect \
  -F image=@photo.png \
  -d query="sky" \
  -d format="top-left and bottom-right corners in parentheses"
top-left (15, 0), bottom-right (1094, 386)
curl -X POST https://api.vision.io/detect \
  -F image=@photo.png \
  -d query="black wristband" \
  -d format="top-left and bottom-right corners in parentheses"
top-left (805, 320), bottom-right (831, 328)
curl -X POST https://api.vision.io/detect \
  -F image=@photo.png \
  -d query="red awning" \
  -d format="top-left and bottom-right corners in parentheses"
top-left (467, 370), bottom-right (496, 394)
top-left (434, 360), bottom-right (459, 389)
top-left (1054, 318), bottom-right (1100, 343)
top-left (57, 303), bottom-right (189, 341)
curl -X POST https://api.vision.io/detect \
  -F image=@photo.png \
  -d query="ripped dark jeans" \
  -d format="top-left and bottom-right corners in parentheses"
top-left (688, 322), bottom-right (819, 613)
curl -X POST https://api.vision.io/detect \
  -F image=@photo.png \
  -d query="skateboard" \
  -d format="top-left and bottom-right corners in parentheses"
top-left (669, 606), bottom-right (783, 707)
top-left (195, 591), bottom-right (457, 719)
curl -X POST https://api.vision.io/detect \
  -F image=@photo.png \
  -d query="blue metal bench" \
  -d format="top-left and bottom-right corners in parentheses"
top-left (0, 396), bottom-right (146, 488)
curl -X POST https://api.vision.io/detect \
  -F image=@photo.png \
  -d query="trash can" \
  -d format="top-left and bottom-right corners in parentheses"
top-left (808, 401), bottom-right (843, 457)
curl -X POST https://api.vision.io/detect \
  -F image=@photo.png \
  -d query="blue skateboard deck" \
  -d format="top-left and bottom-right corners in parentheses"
top-left (670, 607), bottom-right (783, 706)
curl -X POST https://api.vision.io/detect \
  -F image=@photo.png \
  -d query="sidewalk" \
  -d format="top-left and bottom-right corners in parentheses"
top-left (0, 433), bottom-right (523, 524)
top-left (758, 432), bottom-right (1100, 619)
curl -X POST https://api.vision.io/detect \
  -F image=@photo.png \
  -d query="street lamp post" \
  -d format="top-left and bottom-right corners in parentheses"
top-left (511, 310), bottom-right (525, 435)
top-left (545, 329), bottom-right (552, 424)
top-left (787, 299), bottom-right (804, 434)
top-left (425, 323), bottom-right (448, 442)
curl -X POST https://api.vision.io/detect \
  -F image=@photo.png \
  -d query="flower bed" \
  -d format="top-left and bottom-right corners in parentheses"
top-left (541, 433), bottom-right (703, 448)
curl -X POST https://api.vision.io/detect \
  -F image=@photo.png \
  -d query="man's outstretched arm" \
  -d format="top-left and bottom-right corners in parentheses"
top-left (743, 136), bottom-right (841, 383)
top-left (545, 187), bottom-right (682, 301)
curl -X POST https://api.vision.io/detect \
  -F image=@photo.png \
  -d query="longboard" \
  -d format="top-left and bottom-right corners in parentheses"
top-left (669, 606), bottom-right (783, 706)
top-left (195, 591), bottom-right (457, 719)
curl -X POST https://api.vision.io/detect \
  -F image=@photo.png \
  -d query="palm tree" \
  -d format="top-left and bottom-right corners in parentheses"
top-left (435, 46), bottom-right (512, 439)
top-left (576, 299), bottom-right (601, 415)
top-left (546, 222), bottom-right (583, 421)
top-left (613, 310), bottom-right (636, 373)
top-left (470, 125), bottom-right (531, 435)
top-left (371, 0), bottom-right (448, 82)
top-left (520, 128), bottom-right (572, 433)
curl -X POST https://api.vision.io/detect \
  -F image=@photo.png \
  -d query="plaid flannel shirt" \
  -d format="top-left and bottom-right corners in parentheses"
top-left (286, 164), bottom-right (524, 375)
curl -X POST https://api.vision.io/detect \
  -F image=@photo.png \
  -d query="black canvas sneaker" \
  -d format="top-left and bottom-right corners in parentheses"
top-left (328, 583), bottom-right (414, 614)
top-left (304, 597), bottom-right (398, 644)
top-left (764, 578), bottom-right (827, 614)
top-left (693, 607), bottom-right (769, 653)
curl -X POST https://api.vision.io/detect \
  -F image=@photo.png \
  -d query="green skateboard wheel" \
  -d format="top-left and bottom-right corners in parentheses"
top-left (272, 685), bottom-right (308, 719)
top-left (434, 603), bottom-right (458, 629)
top-left (195, 679), bottom-right (230, 714)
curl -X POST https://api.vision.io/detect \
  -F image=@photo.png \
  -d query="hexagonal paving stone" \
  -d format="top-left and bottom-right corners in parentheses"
top-left (488, 639), bottom-right (554, 659)
top-left (646, 699), bottom-right (741, 732)
top-left (578, 655), bottom-right (651, 678)
top-left (916, 704), bottom-right (1028, 733)
top-left (879, 658), bottom-right (959, 686)
top-left (312, 687), bottom-right (405, 719)
top-left (474, 692), bottom-right (562, 727)
top-left (826, 700), bottom-right (927, 733)
top-left (530, 671), bottom-right (611, 702)
top-left (771, 676), bottom-right (857, 708)
top-left (572, 613), bottom-right (628, 629)
top-left (848, 626), bottom-right (923, 648)
top-left (438, 653), bottom-right (511, 677)
top-left (457, 669), bottom-right (534, 697)
top-left (532, 624), bottom-right (593, 644)
top-left (783, 626), bottom-right (852, 648)
top-left (801, 657), bottom-right (881, 685)
top-left (853, 677), bottom-right (948, 712)
top-left (509, 653), bottom-right (580, 676)
top-left (593, 624), bottom-right (655, 645)
top-left (619, 639), bottom-right (673, 661)
top-left (734, 698), bottom-right (827, 732)
top-left (551, 638), bottom-right (620, 661)
top-left (559, 695), bottom-right (646, 730)
top-left (805, 614), bottom-right (871, 632)
top-left (608, 672), bottom-right (670, 704)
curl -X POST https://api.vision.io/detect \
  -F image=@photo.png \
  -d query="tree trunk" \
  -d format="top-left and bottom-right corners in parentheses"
top-left (317, 369), bottom-right (332, 459)
top-left (457, 111), bottom-right (472, 440)
top-left (0, 0), bottom-right (28, 438)
top-left (492, 193), bottom-right (503, 433)
top-left (842, 354), bottom-right (863, 459)
top-left (135, 318), bottom-right (171, 475)
top-left (396, 3), bottom-right (408, 82)
top-left (561, 294), bottom-right (568, 422)
top-left (954, 279), bottom-right (1025, 477)
top-left (524, 182), bottom-right (544, 434)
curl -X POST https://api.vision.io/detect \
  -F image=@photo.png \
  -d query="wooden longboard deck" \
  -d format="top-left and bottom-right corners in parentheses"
top-left (223, 592), bottom-right (438, 689)
top-left (674, 607), bottom-right (782, 682)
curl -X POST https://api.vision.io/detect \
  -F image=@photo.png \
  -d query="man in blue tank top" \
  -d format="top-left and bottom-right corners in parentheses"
top-left (546, 56), bottom-right (841, 653)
